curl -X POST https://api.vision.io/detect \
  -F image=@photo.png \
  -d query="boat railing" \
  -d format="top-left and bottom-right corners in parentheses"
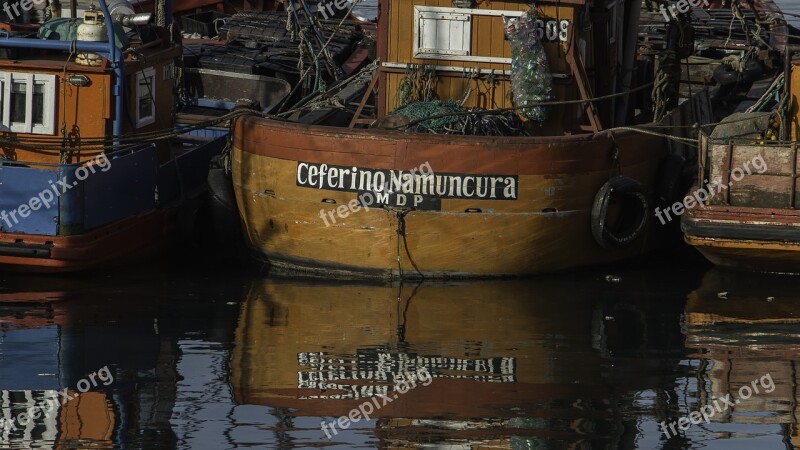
top-left (0, 142), bottom-right (159, 236)
top-left (700, 134), bottom-right (799, 210)
top-left (2, 142), bottom-right (155, 169)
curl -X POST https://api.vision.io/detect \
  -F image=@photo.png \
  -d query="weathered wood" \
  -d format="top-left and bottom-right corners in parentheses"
top-left (566, 41), bottom-right (602, 133)
top-left (231, 115), bottom-right (668, 279)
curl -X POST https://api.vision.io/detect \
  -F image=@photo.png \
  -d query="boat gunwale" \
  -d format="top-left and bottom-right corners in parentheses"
top-left (233, 115), bottom-right (659, 147)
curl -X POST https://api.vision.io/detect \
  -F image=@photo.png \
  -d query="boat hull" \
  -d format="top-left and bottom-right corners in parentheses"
top-left (683, 204), bottom-right (800, 273)
top-left (0, 136), bottom-right (226, 273)
top-left (682, 108), bottom-right (800, 273)
top-left (0, 203), bottom-right (198, 273)
top-left (232, 117), bottom-right (670, 279)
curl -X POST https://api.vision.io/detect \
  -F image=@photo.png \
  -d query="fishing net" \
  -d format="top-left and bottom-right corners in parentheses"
top-left (389, 100), bottom-right (528, 136)
top-left (503, 8), bottom-right (553, 121)
top-left (390, 100), bottom-right (462, 129)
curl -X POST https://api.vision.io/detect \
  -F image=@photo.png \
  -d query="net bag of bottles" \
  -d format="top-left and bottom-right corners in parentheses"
top-left (503, 9), bottom-right (553, 121)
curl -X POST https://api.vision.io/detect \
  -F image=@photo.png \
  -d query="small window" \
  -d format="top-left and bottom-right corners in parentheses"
top-left (413, 6), bottom-right (472, 59)
top-left (33, 83), bottom-right (45, 125)
top-left (0, 72), bottom-right (56, 135)
top-left (136, 67), bottom-right (156, 128)
top-left (10, 82), bottom-right (26, 125)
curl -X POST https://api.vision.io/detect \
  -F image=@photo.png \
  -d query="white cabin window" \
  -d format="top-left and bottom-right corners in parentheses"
top-left (136, 67), bottom-right (156, 128)
top-left (413, 6), bottom-right (472, 59)
top-left (0, 72), bottom-right (56, 135)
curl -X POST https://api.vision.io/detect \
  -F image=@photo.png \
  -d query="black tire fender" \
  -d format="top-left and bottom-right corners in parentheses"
top-left (713, 63), bottom-right (739, 86)
top-left (591, 176), bottom-right (649, 250)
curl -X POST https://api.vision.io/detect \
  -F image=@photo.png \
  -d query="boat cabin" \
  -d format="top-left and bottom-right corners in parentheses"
top-left (0, 12), bottom-right (178, 165)
top-left (377, 0), bottom-right (636, 134)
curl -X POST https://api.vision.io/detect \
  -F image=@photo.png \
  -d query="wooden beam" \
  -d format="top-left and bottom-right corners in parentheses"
top-left (566, 41), bottom-right (602, 133)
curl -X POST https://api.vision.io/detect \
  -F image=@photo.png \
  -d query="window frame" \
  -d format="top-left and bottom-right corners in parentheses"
top-left (135, 67), bottom-right (156, 128)
top-left (0, 72), bottom-right (57, 135)
top-left (413, 6), bottom-right (473, 61)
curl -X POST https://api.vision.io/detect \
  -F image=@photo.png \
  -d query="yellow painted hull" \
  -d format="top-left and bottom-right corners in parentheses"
top-left (231, 117), bottom-right (669, 279)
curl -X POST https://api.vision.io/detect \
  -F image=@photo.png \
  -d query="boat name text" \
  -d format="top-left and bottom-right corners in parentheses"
top-left (296, 162), bottom-right (518, 201)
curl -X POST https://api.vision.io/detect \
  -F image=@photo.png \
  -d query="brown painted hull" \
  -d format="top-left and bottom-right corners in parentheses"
top-left (232, 116), bottom-right (669, 279)
top-left (683, 201), bottom-right (800, 274)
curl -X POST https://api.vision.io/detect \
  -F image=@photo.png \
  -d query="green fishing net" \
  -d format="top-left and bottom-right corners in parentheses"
top-left (390, 100), bottom-right (462, 129)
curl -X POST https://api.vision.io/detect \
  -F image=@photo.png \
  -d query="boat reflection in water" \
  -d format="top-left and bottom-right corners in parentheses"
top-left (231, 276), bottom-right (688, 448)
top-left (684, 269), bottom-right (800, 447)
top-left (0, 272), bottom-right (243, 449)
top-left (0, 268), bottom-right (696, 448)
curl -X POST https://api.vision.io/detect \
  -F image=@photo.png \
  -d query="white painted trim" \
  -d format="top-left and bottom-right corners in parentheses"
top-left (23, 73), bottom-right (33, 134)
top-left (31, 74), bottom-right (56, 135)
top-left (383, 62), bottom-right (511, 75)
top-left (381, 62), bottom-right (569, 79)
top-left (423, 54), bottom-right (512, 64)
top-left (414, 5), bottom-right (524, 17)
top-left (0, 72), bottom-right (56, 135)
top-left (1, 75), bottom-right (9, 131)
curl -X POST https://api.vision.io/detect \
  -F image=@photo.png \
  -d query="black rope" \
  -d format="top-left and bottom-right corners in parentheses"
top-left (389, 207), bottom-right (424, 280)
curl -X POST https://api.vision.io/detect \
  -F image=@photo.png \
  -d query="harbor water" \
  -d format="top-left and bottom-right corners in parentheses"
top-left (3, 251), bottom-right (800, 449)
top-left (781, 0), bottom-right (800, 27)
top-left (1, 2), bottom-right (800, 450)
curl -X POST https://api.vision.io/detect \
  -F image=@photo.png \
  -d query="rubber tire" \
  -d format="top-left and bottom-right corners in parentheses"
top-left (591, 176), bottom-right (649, 250)
top-left (713, 63), bottom-right (739, 87)
top-left (740, 58), bottom-right (763, 85)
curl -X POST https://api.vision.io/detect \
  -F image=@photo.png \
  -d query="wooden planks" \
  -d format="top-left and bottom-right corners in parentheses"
top-left (382, 0), bottom-right (580, 117)
top-left (230, 115), bottom-right (669, 278)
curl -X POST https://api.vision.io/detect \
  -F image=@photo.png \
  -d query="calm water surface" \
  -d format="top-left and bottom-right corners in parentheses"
top-left (777, 0), bottom-right (800, 27)
top-left (2, 254), bottom-right (800, 449)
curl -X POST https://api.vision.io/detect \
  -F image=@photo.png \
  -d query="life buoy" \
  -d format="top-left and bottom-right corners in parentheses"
top-left (591, 176), bottom-right (649, 250)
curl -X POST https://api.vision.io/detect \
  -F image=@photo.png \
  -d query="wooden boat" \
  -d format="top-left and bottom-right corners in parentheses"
top-left (225, 0), bottom-right (731, 280)
top-left (0, 0), bottom-right (235, 272)
top-left (682, 55), bottom-right (800, 272)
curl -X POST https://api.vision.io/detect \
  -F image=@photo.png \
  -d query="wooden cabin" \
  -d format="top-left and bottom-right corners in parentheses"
top-left (0, 26), bottom-right (178, 165)
top-left (377, 0), bottom-right (636, 134)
